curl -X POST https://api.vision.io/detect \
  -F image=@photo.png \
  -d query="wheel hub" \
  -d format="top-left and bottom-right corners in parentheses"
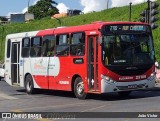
top-left (77, 82), bottom-right (84, 95)
top-left (26, 81), bottom-right (31, 91)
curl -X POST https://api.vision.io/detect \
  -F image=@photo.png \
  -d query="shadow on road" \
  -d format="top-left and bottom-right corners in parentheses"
top-left (15, 87), bottom-right (160, 101)
top-left (1, 80), bottom-right (160, 101)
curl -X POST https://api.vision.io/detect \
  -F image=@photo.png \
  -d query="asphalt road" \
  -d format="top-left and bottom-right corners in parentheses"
top-left (0, 79), bottom-right (160, 121)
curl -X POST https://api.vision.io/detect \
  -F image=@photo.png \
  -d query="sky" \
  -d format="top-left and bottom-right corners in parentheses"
top-left (0, 0), bottom-right (156, 16)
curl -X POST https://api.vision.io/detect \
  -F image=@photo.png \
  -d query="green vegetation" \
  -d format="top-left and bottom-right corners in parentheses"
top-left (28, 0), bottom-right (58, 19)
top-left (0, 0), bottom-right (160, 63)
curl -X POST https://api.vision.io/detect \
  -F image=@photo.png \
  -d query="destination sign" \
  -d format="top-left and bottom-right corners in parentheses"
top-left (105, 25), bottom-right (150, 32)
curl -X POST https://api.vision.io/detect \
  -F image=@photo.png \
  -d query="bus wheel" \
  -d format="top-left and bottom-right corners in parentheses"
top-left (118, 91), bottom-right (131, 97)
top-left (25, 74), bottom-right (35, 94)
top-left (74, 77), bottom-right (87, 99)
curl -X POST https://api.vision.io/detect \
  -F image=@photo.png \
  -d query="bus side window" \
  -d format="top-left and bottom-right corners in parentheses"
top-left (70, 32), bottom-right (85, 56)
top-left (6, 39), bottom-right (11, 58)
top-left (22, 38), bottom-right (30, 58)
top-left (30, 37), bottom-right (42, 57)
top-left (56, 34), bottom-right (70, 56)
top-left (42, 35), bottom-right (55, 57)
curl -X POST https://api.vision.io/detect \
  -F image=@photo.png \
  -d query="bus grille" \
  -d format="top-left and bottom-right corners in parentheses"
top-left (112, 69), bottom-right (147, 76)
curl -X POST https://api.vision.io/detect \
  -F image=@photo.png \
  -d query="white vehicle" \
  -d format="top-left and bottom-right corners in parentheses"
top-left (0, 64), bottom-right (5, 81)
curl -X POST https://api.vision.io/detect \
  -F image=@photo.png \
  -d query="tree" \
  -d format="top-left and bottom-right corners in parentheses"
top-left (28, 0), bottom-right (59, 19)
top-left (0, 16), bottom-right (8, 21)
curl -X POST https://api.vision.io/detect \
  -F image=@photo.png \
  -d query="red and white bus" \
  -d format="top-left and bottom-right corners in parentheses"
top-left (5, 21), bottom-right (156, 99)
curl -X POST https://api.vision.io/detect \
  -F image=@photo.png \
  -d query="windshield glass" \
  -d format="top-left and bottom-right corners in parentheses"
top-left (102, 34), bottom-right (154, 66)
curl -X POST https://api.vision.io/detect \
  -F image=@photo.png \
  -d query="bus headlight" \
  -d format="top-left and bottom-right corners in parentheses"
top-left (101, 74), bottom-right (109, 81)
top-left (147, 73), bottom-right (155, 81)
top-left (110, 79), bottom-right (114, 83)
top-left (101, 74), bottom-right (115, 84)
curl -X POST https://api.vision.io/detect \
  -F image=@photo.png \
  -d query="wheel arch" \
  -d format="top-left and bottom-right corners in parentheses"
top-left (71, 74), bottom-right (81, 92)
top-left (24, 73), bottom-right (32, 82)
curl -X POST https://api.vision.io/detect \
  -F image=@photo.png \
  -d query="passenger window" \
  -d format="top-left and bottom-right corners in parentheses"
top-left (30, 37), bottom-right (42, 57)
top-left (43, 35), bottom-right (55, 57)
top-left (22, 38), bottom-right (30, 58)
top-left (56, 34), bottom-right (69, 56)
top-left (7, 39), bottom-right (11, 58)
top-left (70, 32), bottom-right (85, 56)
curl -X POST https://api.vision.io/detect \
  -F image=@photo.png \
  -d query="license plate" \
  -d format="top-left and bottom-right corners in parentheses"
top-left (128, 84), bottom-right (137, 89)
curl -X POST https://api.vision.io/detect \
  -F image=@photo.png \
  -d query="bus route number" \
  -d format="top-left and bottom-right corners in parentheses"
top-left (110, 26), bottom-right (118, 31)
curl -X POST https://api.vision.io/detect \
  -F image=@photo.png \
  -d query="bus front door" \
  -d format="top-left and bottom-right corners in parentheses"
top-left (88, 36), bottom-right (99, 92)
top-left (11, 42), bottom-right (20, 85)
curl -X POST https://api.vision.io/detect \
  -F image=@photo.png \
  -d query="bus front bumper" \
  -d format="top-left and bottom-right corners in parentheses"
top-left (101, 74), bottom-right (156, 93)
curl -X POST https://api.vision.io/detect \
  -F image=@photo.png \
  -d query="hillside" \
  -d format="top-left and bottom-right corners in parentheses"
top-left (0, 0), bottom-right (160, 63)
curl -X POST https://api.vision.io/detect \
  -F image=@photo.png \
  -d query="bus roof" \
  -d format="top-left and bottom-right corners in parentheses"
top-left (53, 21), bottom-right (149, 35)
top-left (6, 21), bottom-right (149, 39)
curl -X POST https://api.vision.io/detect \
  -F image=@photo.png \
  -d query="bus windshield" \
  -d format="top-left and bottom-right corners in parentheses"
top-left (102, 33), bottom-right (155, 66)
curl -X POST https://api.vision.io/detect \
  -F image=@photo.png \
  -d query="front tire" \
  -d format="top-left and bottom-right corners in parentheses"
top-left (74, 77), bottom-right (87, 99)
top-left (25, 74), bottom-right (35, 94)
